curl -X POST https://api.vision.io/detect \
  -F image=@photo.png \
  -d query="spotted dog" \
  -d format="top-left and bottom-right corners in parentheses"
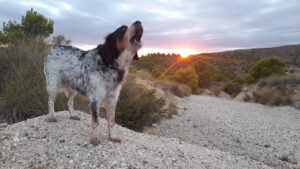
top-left (44, 21), bottom-right (143, 144)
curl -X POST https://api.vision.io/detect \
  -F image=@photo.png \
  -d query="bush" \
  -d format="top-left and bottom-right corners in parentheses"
top-left (223, 76), bottom-right (245, 96)
top-left (247, 56), bottom-right (285, 81)
top-left (116, 80), bottom-right (165, 131)
top-left (165, 66), bottom-right (198, 93)
top-left (193, 60), bottom-right (217, 88)
top-left (253, 87), bottom-right (292, 106)
top-left (258, 75), bottom-right (300, 88)
top-left (245, 74), bottom-right (256, 84)
top-left (154, 80), bottom-right (192, 97)
top-left (0, 40), bottom-right (89, 123)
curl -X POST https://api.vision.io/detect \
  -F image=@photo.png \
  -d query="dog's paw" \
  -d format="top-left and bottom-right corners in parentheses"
top-left (46, 116), bottom-right (57, 122)
top-left (89, 137), bottom-right (100, 145)
top-left (70, 115), bottom-right (80, 121)
top-left (109, 136), bottom-right (121, 143)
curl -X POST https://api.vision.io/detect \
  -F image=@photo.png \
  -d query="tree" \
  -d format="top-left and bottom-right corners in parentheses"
top-left (21, 8), bottom-right (54, 38)
top-left (0, 8), bottom-right (54, 43)
top-left (52, 34), bottom-right (71, 45)
top-left (193, 60), bottom-right (217, 88)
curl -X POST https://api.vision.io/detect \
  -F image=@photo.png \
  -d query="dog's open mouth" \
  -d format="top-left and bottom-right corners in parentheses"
top-left (135, 29), bottom-right (143, 41)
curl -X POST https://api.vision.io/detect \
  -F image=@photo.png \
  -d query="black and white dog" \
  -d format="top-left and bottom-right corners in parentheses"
top-left (44, 21), bottom-right (143, 144)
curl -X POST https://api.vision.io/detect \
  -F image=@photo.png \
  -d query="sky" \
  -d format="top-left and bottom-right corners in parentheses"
top-left (0, 0), bottom-right (300, 55)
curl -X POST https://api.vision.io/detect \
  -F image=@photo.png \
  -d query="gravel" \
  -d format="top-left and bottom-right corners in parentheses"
top-left (0, 110), bottom-right (272, 169)
top-left (153, 95), bottom-right (300, 169)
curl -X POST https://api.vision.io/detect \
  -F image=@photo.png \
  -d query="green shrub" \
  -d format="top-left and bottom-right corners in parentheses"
top-left (223, 76), bottom-right (245, 96)
top-left (116, 80), bottom-right (165, 131)
top-left (165, 66), bottom-right (198, 93)
top-left (247, 56), bottom-right (285, 81)
top-left (245, 74), bottom-right (256, 84)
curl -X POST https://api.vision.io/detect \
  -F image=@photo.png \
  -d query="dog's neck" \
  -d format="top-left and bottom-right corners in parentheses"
top-left (117, 49), bottom-right (135, 70)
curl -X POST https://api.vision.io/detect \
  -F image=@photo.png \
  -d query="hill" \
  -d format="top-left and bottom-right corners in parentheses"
top-left (199, 44), bottom-right (300, 64)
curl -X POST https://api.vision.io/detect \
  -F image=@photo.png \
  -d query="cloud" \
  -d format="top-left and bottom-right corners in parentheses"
top-left (0, 0), bottom-right (299, 53)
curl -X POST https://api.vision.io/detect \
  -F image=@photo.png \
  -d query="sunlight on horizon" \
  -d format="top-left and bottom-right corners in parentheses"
top-left (139, 48), bottom-right (200, 57)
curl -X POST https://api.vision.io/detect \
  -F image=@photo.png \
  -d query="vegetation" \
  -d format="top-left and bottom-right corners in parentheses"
top-left (116, 79), bottom-right (165, 131)
top-left (154, 80), bottom-right (192, 97)
top-left (165, 66), bottom-right (199, 92)
top-left (253, 87), bottom-right (292, 106)
top-left (0, 8), bottom-right (53, 43)
top-left (193, 60), bottom-right (218, 88)
top-left (246, 56), bottom-right (286, 83)
top-left (52, 34), bottom-right (71, 46)
top-left (223, 76), bottom-right (245, 96)
top-left (223, 56), bottom-right (286, 96)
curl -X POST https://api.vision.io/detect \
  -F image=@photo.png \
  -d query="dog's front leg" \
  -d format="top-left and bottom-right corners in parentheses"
top-left (106, 99), bottom-right (121, 142)
top-left (89, 100), bottom-right (101, 145)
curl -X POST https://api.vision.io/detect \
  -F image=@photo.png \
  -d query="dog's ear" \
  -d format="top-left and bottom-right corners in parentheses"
top-left (133, 52), bottom-right (139, 60)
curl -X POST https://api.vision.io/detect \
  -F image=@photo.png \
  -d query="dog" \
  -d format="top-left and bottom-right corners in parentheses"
top-left (44, 21), bottom-right (143, 144)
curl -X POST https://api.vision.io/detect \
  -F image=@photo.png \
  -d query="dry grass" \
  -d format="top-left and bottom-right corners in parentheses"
top-left (134, 71), bottom-right (155, 81)
top-left (145, 130), bottom-right (159, 135)
top-left (253, 87), bottom-right (292, 106)
top-left (243, 93), bottom-right (252, 102)
top-left (258, 75), bottom-right (300, 88)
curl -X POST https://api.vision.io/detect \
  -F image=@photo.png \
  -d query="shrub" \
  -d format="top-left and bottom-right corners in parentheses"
top-left (253, 87), bottom-right (292, 106)
top-left (247, 56), bottom-right (285, 81)
top-left (165, 66), bottom-right (198, 93)
top-left (245, 74), bottom-right (256, 84)
top-left (223, 76), bottom-right (245, 96)
top-left (116, 80), bottom-right (165, 131)
top-left (154, 80), bottom-right (192, 97)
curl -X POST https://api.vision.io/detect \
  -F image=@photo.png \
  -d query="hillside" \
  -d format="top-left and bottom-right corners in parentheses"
top-left (200, 44), bottom-right (300, 64)
top-left (0, 111), bottom-right (272, 169)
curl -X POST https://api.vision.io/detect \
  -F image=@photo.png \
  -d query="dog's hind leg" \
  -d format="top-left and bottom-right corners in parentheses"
top-left (67, 91), bottom-right (80, 120)
top-left (45, 77), bottom-right (59, 122)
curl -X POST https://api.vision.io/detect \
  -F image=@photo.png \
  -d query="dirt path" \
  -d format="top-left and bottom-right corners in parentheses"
top-left (153, 95), bottom-right (300, 169)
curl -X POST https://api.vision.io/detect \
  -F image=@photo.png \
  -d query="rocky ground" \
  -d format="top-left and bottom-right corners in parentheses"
top-left (1, 95), bottom-right (299, 169)
top-left (1, 110), bottom-right (272, 169)
top-left (150, 95), bottom-right (300, 169)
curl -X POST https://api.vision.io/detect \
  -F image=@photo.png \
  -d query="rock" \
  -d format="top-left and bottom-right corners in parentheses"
top-left (0, 123), bottom-right (8, 128)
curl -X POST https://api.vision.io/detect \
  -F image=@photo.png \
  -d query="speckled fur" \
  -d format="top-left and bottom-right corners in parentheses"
top-left (44, 21), bottom-right (143, 143)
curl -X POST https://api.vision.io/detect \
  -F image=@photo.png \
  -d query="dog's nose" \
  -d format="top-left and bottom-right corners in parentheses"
top-left (134, 21), bottom-right (141, 25)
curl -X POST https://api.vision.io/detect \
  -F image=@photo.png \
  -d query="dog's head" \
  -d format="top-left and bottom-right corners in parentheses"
top-left (101, 21), bottom-right (143, 68)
